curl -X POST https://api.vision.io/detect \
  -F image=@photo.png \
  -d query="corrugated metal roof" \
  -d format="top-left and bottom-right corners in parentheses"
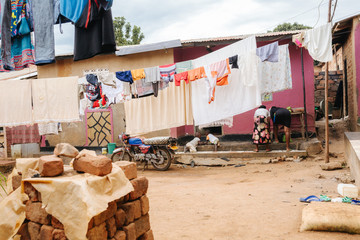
top-left (181, 30), bottom-right (303, 44)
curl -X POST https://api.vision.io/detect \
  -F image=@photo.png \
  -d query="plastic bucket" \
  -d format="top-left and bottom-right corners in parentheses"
top-left (107, 143), bottom-right (116, 154)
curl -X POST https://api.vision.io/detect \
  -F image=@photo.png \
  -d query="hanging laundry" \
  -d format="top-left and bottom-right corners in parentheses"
top-left (303, 23), bottom-right (332, 62)
top-left (159, 63), bottom-right (176, 82)
top-left (292, 32), bottom-right (305, 48)
top-left (131, 68), bottom-right (146, 81)
top-left (152, 80), bottom-right (168, 97)
top-left (98, 0), bottom-right (113, 10)
top-left (59, 0), bottom-right (87, 23)
top-left (32, 77), bottom-right (80, 123)
top-left (259, 44), bottom-right (292, 94)
top-left (124, 81), bottom-right (193, 136)
top-left (188, 66), bottom-right (207, 81)
top-left (74, 1), bottom-right (116, 61)
top-left (38, 122), bottom-right (62, 135)
top-left (101, 76), bottom-right (124, 104)
top-left (209, 58), bottom-right (231, 86)
top-left (0, 79), bottom-right (32, 126)
top-left (135, 79), bottom-right (154, 97)
top-left (1, 0), bottom-right (12, 70)
top-left (116, 71), bottom-right (133, 84)
top-left (6, 124), bottom-right (40, 145)
top-left (191, 36), bottom-right (261, 126)
top-left (199, 117), bottom-right (234, 129)
top-left (86, 74), bottom-right (99, 85)
top-left (175, 60), bottom-right (193, 73)
top-left (31, 0), bottom-right (55, 65)
top-left (256, 41), bottom-right (279, 62)
top-left (144, 66), bottom-right (161, 83)
top-left (174, 71), bottom-right (189, 86)
top-left (97, 71), bottom-right (116, 87)
top-left (229, 55), bottom-right (239, 69)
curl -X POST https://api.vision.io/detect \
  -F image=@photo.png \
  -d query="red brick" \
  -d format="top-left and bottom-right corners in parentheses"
top-left (114, 161), bottom-right (137, 180)
top-left (26, 201), bottom-right (50, 225)
top-left (114, 230), bottom-right (126, 240)
top-left (87, 222), bottom-right (107, 240)
top-left (133, 200), bottom-right (141, 220)
top-left (73, 154), bottom-right (112, 176)
top-left (106, 217), bottom-right (117, 238)
top-left (51, 216), bottom-right (64, 230)
top-left (129, 177), bottom-right (148, 200)
top-left (134, 214), bottom-right (150, 238)
top-left (40, 225), bottom-right (54, 240)
top-left (122, 223), bottom-right (136, 240)
top-left (17, 222), bottom-right (30, 240)
top-left (115, 209), bottom-right (126, 228)
top-left (120, 202), bottom-right (135, 225)
top-left (93, 201), bottom-right (117, 226)
top-left (138, 229), bottom-right (154, 240)
top-left (24, 182), bottom-right (41, 202)
top-left (52, 229), bottom-right (67, 240)
top-left (54, 143), bottom-right (79, 158)
top-left (28, 222), bottom-right (41, 240)
top-left (39, 155), bottom-right (64, 177)
top-left (140, 195), bottom-right (149, 216)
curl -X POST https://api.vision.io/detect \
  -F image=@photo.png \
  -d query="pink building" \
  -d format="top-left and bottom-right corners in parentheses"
top-left (171, 31), bottom-right (316, 138)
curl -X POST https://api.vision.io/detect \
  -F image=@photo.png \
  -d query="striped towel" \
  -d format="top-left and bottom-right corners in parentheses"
top-left (159, 63), bottom-right (176, 82)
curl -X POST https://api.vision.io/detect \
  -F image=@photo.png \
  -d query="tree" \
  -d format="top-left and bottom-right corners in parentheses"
top-left (113, 17), bottom-right (145, 46)
top-left (271, 22), bottom-right (311, 32)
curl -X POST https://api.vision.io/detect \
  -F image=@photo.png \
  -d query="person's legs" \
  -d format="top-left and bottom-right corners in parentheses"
top-left (254, 144), bottom-right (259, 152)
top-left (265, 143), bottom-right (271, 152)
top-left (273, 125), bottom-right (279, 143)
top-left (284, 126), bottom-right (291, 151)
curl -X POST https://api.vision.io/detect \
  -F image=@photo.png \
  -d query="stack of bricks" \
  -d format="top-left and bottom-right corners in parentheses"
top-left (15, 161), bottom-right (154, 240)
top-left (314, 70), bottom-right (343, 107)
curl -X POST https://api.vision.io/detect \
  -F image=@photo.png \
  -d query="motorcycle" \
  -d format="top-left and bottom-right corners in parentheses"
top-left (111, 134), bottom-right (178, 171)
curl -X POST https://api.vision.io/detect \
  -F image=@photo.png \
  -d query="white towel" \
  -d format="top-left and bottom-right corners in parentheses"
top-left (303, 23), bottom-right (333, 62)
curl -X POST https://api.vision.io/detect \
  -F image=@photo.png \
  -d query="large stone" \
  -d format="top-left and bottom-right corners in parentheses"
top-left (320, 162), bottom-right (343, 171)
top-left (129, 177), bottom-right (148, 200)
top-left (73, 154), bottom-right (112, 176)
top-left (52, 216), bottom-right (64, 230)
top-left (114, 230), bottom-right (126, 240)
top-left (140, 195), bottom-right (149, 216)
top-left (87, 222), bottom-right (107, 240)
top-left (115, 209), bottom-right (126, 228)
top-left (122, 223), bottom-right (136, 240)
top-left (52, 229), bottom-right (67, 240)
top-left (24, 182), bottom-right (41, 202)
top-left (120, 202), bottom-right (135, 225)
top-left (133, 200), bottom-right (141, 219)
top-left (39, 155), bottom-right (64, 177)
top-left (134, 214), bottom-right (150, 238)
top-left (138, 230), bottom-right (154, 240)
top-left (114, 161), bottom-right (137, 180)
top-left (54, 143), bottom-right (79, 158)
top-left (106, 217), bottom-right (117, 238)
top-left (26, 201), bottom-right (50, 225)
top-left (93, 201), bottom-right (117, 226)
top-left (40, 225), bottom-right (54, 240)
top-left (28, 222), bottom-right (41, 240)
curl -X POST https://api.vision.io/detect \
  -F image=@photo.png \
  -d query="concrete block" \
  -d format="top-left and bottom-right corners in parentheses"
top-left (129, 177), bottom-right (148, 201)
top-left (120, 202), bottom-right (135, 225)
top-left (39, 155), bottom-right (64, 177)
top-left (133, 200), bottom-right (141, 219)
top-left (73, 154), bottom-right (112, 176)
top-left (93, 201), bottom-right (117, 226)
top-left (140, 195), bottom-right (149, 215)
top-left (106, 217), bottom-right (117, 238)
top-left (123, 223), bottom-right (136, 240)
top-left (134, 214), bottom-right (150, 238)
top-left (115, 209), bottom-right (126, 228)
top-left (87, 222), bottom-right (107, 240)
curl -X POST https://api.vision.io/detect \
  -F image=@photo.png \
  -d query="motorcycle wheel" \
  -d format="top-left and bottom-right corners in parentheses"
top-left (111, 149), bottom-right (133, 162)
top-left (151, 148), bottom-right (172, 171)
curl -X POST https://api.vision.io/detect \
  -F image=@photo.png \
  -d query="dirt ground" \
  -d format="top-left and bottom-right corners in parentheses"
top-left (138, 137), bottom-right (360, 240)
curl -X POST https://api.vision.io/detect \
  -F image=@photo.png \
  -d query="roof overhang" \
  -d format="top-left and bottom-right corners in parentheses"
top-left (115, 39), bottom-right (182, 56)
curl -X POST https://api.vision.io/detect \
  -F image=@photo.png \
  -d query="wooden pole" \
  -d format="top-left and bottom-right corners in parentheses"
top-left (324, 0), bottom-right (332, 163)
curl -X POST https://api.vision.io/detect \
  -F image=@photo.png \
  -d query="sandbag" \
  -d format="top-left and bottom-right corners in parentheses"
top-left (300, 202), bottom-right (360, 234)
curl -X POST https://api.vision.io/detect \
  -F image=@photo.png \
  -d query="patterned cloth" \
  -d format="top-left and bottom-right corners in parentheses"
top-left (252, 116), bottom-right (271, 145)
top-left (6, 124), bottom-right (40, 145)
top-left (159, 63), bottom-right (176, 82)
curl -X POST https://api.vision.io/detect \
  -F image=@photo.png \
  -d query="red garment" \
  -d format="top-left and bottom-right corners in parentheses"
top-left (174, 71), bottom-right (189, 86)
top-left (6, 124), bottom-right (40, 145)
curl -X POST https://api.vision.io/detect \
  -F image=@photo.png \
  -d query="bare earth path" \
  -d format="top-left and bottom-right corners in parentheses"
top-left (138, 139), bottom-right (359, 240)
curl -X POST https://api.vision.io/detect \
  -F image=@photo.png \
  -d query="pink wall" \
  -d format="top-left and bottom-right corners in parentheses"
top-left (355, 23), bottom-right (360, 117)
top-left (171, 39), bottom-right (316, 137)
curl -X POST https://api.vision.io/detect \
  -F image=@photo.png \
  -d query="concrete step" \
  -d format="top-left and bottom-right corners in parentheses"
top-left (175, 150), bottom-right (307, 166)
top-left (193, 142), bottom-right (299, 152)
top-left (0, 160), bottom-right (16, 173)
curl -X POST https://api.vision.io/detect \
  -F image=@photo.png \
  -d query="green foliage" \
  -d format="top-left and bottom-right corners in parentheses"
top-left (0, 171), bottom-right (7, 197)
top-left (113, 17), bottom-right (145, 46)
top-left (270, 22), bottom-right (311, 32)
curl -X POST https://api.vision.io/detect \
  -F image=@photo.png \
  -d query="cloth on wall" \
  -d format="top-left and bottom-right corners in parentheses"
top-left (259, 44), bottom-right (292, 94)
top-left (0, 79), bottom-right (33, 126)
top-left (74, 3), bottom-right (116, 61)
top-left (6, 124), bottom-right (40, 145)
top-left (124, 81), bottom-right (193, 135)
top-left (32, 77), bottom-right (80, 123)
top-left (191, 36), bottom-right (261, 126)
top-left (303, 23), bottom-right (332, 62)
top-left (256, 41), bottom-right (279, 62)
top-left (38, 122), bottom-right (62, 135)
top-left (199, 117), bottom-right (233, 129)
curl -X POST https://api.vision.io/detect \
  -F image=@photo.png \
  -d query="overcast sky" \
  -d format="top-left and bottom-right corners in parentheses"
top-left (54, 0), bottom-right (360, 55)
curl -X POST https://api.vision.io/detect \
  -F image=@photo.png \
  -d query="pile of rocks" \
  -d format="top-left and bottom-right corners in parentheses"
top-left (15, 160), bottom-right (154, 240)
